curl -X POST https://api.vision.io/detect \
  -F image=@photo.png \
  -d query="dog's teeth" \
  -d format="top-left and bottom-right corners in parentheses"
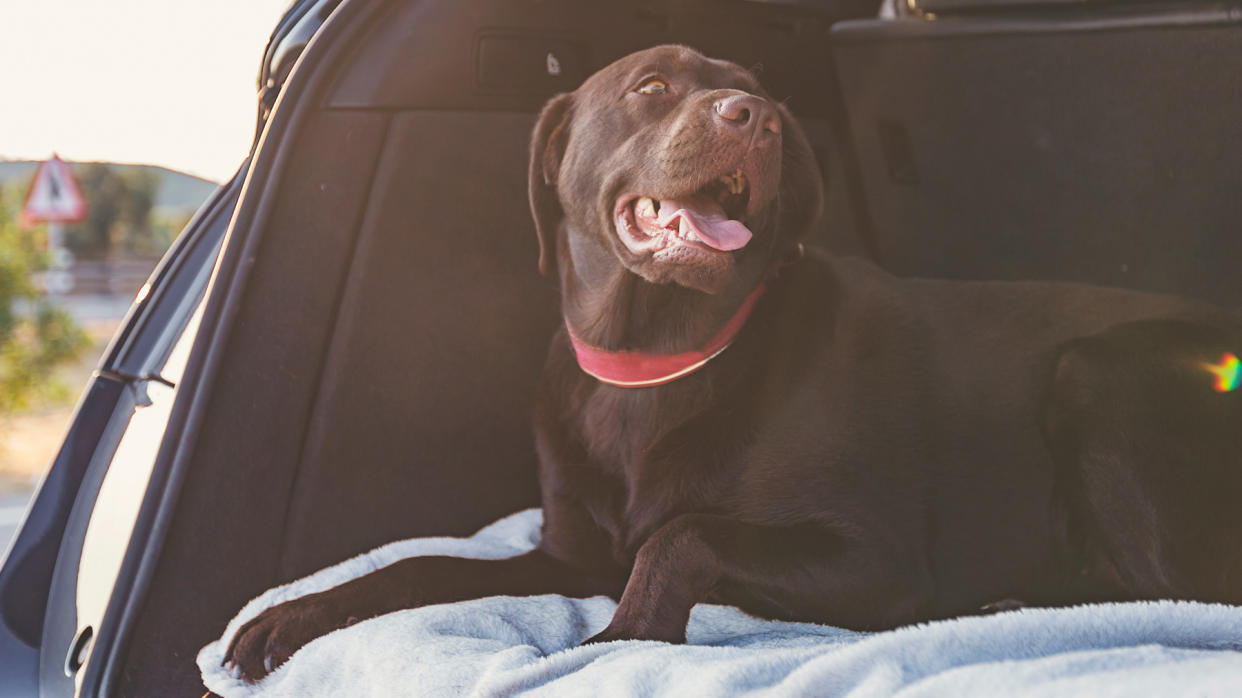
top-left (636, 197), bottom-right (656, 219)
top-left (718, 169), bottom-right (746, 195)
top-left (679, 216), bottom-right (691, 238)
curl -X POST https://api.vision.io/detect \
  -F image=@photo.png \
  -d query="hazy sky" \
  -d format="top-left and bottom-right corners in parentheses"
top-left (1, 0), bottom-right (293, 183)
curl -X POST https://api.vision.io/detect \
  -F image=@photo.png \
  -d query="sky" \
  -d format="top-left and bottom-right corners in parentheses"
top-left (1, 0), bottom-right (293, 183)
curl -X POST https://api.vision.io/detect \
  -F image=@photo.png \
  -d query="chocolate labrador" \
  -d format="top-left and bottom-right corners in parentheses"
top-left (225, 45), bottom-right (1242, 681)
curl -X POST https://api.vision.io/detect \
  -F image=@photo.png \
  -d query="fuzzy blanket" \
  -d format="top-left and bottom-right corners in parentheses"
top-left (199, 509), bottom-right (1242, 697)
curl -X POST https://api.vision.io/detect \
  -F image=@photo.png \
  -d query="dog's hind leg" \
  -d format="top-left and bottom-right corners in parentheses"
top-left (1044, 318), bottom-right (1242, 604)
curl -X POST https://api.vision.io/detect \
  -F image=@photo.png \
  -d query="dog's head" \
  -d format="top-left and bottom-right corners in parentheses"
top-left (529, 45), bottom-right (823, 296)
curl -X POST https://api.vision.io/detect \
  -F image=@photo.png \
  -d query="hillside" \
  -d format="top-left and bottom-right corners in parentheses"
top-left (0, 159), bottom-right (219, 214)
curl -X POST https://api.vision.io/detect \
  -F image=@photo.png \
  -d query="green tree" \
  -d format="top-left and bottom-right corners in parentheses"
top-left (0, 184), bottom-right (89, 414)
top-left (66, 163), bottom-right (125, 258)
top-left (117, 169), bottom-right (160, 255)
top-left (63, 164), bottom-right (161, 258)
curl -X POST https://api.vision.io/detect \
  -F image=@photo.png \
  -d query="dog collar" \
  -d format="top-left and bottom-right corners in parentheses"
top-left (566, 284), bottom-right (766, 388)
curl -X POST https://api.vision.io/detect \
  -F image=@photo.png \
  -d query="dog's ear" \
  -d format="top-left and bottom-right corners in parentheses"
top-left (529, 92), bottom-right (575, 277)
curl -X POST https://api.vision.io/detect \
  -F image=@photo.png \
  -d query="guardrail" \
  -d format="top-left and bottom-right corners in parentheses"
top-left (33, 259), bottom-right (159, 297)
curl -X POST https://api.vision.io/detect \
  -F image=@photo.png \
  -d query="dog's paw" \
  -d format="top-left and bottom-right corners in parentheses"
top-left (583, 619), bottom-right (686, 645)
top-left (222, 592), bottom-right (350, 682)
top-left (582, 624), bottom-right (629, 645)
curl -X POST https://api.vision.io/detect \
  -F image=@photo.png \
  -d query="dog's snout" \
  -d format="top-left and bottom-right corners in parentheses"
top-left (713, 94), bottom-right (781, 138)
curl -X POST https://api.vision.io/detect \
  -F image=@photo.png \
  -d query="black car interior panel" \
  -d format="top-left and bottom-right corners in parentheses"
top-left (118, 111), bottom-right (392, 695)
top-left (276, 111), bottom-right (557, 581)
top-left (833, 4), bottom-right (1242, 306)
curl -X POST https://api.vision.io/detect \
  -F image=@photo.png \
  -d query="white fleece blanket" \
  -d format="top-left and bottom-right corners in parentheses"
top-left (199, 509), bottom-right (1242, 697)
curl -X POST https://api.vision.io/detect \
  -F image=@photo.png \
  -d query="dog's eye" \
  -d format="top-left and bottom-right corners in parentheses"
top-left (636, 78), bottom-right (669, 95)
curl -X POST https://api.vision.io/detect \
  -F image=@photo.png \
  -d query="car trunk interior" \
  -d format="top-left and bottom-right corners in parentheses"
top-left (98, 0), bottom-right (1242, 694)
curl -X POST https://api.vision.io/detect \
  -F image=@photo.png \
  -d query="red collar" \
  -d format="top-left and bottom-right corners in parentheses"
top-left (566, 284), bottom-right (766, 388)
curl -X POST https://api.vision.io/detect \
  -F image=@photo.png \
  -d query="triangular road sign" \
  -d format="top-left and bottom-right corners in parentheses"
top-left (21, 154), bottom-right (87, 226)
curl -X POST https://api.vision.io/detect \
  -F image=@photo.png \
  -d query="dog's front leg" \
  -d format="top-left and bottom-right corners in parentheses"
top-left (586, 513), bottom-right (921, 644)
top-left (225, 549), bottom-right (621, 682)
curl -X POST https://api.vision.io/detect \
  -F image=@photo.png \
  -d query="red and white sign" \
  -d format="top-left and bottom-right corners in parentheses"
top-left (21, 154), bottom-right (87, 226)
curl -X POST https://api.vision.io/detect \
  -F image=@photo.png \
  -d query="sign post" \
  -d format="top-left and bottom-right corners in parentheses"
top-left (20, 154), bottom-right (87, 295)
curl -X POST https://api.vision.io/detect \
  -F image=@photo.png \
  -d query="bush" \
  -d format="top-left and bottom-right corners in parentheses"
top-left (0, 184), bottom-right (90, 414)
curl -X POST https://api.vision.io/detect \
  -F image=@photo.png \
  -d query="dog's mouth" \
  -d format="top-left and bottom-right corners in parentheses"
top-left (615, 169), bottom-right (754, 258)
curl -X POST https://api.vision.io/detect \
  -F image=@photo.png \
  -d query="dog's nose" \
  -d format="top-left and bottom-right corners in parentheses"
top-left (713, 94), bottom-right (781, 138)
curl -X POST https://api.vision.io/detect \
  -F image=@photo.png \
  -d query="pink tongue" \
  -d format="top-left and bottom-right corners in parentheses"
top-left (655, 195), bottom-right (753, 251)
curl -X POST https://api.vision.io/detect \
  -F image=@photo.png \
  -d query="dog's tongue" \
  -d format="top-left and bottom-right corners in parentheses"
top-left (655, 195), bottom-right (753, 251)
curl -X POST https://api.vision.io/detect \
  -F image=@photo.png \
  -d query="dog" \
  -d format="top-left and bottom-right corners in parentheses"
top-left (225, 44), bottom-right (1242, 681)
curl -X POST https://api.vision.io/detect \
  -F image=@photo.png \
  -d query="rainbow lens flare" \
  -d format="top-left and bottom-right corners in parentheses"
top-left (1204, 352), bottom-right (1240, 393)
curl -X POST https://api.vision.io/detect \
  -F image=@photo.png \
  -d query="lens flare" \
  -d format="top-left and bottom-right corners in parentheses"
top-left (1204, 352), bottom-right (1240, 393)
